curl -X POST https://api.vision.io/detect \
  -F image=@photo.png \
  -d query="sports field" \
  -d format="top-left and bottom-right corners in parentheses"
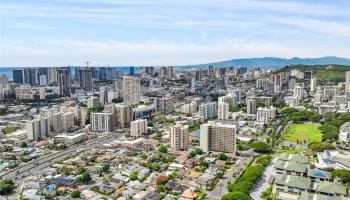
top-left (282, 123), bottom-right (322, 143)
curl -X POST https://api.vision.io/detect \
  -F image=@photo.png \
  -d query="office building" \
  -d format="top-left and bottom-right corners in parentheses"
top-left (130, 119), bottom-right (147, 137)
top-left (99, 86), bottom-right (109, 106)
top-left (78, 68), bottom-right (93, 91)
top-left (170, 122), bottom-right (189, 151)
top-left (39, 87), bottom-right (46, 99)
top-left (218, 102), bottom-right (229, 120)
top-left (58, 68), bottom-right (72, 95)
top-left (154, 97), bottom-right (175, 114)
top-left (91, 112), bottom-right (113, 132)
top-left (200, 121), bottom-right (236, 153)
top-left (123, 76), bottom-right (140, 104)
top-left (13, 69), bottom-right (25, 84)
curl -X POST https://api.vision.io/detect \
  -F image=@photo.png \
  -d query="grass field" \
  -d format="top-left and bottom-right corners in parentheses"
top-left (282, 123), bottom-right (322, 143)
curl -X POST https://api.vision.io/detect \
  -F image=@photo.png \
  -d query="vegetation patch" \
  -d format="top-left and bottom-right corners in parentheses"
top-left (282, 123), bottom-right (322, 143)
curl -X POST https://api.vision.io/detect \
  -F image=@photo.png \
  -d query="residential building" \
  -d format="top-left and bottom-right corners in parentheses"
top-left (170, 122), bottom-right (189, 151)
top-left (130, 119), bottom-right (147, 137)
top-left (200, 121), bottom-right (236, 153)
top-left (123, 76), bottom-right (140, 104)
top-left (218, 102), bottom-right (229, 120)
top-left (91, 112), bottom-right (113, 132)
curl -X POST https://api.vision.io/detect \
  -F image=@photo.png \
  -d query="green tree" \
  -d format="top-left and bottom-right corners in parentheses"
top-left (332, 169), bottom-right (350, 183)
top-left (76, 167), bottom-right (87, 175)
top-left (309, 142), bottom-right (335, 152)
top-left (217, 153), bottom-right (228, 161)
top-left (60, 166), bottom-right (72, 176)
top-left (129, 171), bottom-right (138, 181)
top-left (221, 191), bottom-right (250, 200)
top-left (101, 164), bottom-right (110, 173)
top-left (0, 180), bottom-right (15, 195)
top-left (251, 141), bottom-right (271, 153)
top-left (70, 190), bottom-right (81, 198)
top-left (76, 172), bottom-right (92, 184)
top-left (158, 145), bottom-right (167, 153)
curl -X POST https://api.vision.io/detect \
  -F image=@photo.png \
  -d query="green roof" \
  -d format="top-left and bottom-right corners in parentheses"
top-left (275, 160), bottom-right (307, 173)
top-left (274, 174), bottom-right (311, 190)
top-left (316, 182), bottom-right (347, 195)
top-left (299, 192), bottom-right (341, 200)
top-left (307, 169), bottom-right (332, 179)
top-left (279, 154), bottom-right (308, 164)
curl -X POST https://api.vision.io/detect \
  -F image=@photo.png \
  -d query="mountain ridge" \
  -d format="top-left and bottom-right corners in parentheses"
top-left (182, 56), bottom-right (350, 68)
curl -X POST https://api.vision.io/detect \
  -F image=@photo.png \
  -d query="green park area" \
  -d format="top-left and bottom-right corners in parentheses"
top-left (282, 123), bottom-right (322, 143)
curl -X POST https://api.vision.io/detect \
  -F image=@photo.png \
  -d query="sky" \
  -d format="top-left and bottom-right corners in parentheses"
top-left (0, 0), bottom-right (350, 67)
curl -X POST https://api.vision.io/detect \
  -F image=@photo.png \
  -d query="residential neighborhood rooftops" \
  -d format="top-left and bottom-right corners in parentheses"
top-left (307, 169), bottom-right (331, 179)
top-left (275, 160), bottom-right (307, 173)
top-left (299, 191), bottom-right (341, 200)
top-left (316, 182), bottom-right (347, 196)
top-left (274, 174), bottom-right (311, 190)
top-left (279, 154), bottom-right (308, 164)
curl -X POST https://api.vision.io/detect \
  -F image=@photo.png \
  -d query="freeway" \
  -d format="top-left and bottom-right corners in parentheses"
top-left (0, 134), bottom-right (116, 181)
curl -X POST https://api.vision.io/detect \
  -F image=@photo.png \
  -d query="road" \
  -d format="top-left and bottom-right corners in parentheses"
top-left (206, 157), bottom-right (252, 200)
top-left (0, 134), bottom-right (116, 181)
top-left (250, 158), bottom-right (277, 200)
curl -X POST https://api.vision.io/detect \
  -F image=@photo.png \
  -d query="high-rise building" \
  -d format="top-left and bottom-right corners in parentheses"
top-left (182, 102), bottom-right (197, 115)
top-left (26, 116), bottom-right (49, 141)
top-left (199, 102), bottom-right (217, 119)
top-left (304, 70), bottom-right (312, 80)
top-left (48, 67), bottom-right (58, 84)
top-left (160, 67), bottom-right (173, 79)
top-left (129, 66), bottom-right (135, 75)
top-left (39, 87), bottom-right (46, 99)
top-left (293, 85), bottom-right (304, 99)
top-left (218, 102), bottom-right (229, 120)
top-left (78, 68), bottom-right (93, 91)
top-left (91, 112), bottom-right (113, 132)
top-left (107, 103), bottom-right (133, 128)
top-left (58, 68), bottom-right (72, 95)
top-left (87, 96), bottom-right (100, 108)
top-left (13, 69), bottom-right (25, 84)
top-left (154, 97), bottom-right (175, 114)
top-left (346, 71), bottom-right (350, 93)
top-left (246, 99), bottom-right (257, 114)
top-left (310, 77), bottom-right (317, 92)
top-left (170, 122), bottom-right (189, 151)
top-left (200, 121), bottom-right (236, 153)
top-left (130, 119), bottom-right (147, 137)
top-left (99, 86), bottom-right (109, 106)
top-left (123, 76), bottom-right (140, 104)
top-left (256, 107), bottom-right (277, 124)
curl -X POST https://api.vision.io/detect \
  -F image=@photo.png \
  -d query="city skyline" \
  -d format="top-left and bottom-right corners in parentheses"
top-left (1, 0), bottom-right (350, 66)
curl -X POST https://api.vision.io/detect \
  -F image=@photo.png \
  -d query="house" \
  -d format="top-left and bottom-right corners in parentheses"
top-left (196, 173), bottom-right (216, 189)
top-left (111, 172), bottom-right (129, 184)
top-left (180, 188), bottom-right (197, 199)
top-left (279, 154), bottom-right (308, 164)
top-left (137, 168), bottom-right (150, 180)
top-left (314, 182), bottom-right (347, 198)
top-left (273, 174), bottom-right (311, 194)
top-left (184, 158), bottom-right (199, 168)
top-left (307, 169), bottom-right (332, 182)
top-left (143, 191), bottom-right (160, 200)
top-left (299, 191), bottom-right (341, 200)
top-left (48, 178), bottom-right (75, 187)
top-left (274, 160), bottom-right (307, 176)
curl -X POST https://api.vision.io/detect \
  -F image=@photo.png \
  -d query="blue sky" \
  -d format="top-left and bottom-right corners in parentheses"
top-left (0, 0), bottom-right (350, 66)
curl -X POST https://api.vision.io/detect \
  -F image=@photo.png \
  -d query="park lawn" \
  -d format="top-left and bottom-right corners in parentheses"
top-left (282, 123), bottom-right (322, 143)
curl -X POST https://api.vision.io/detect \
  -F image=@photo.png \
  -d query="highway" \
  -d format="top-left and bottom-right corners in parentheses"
top-left (0, 134), bottom-right (116, 181)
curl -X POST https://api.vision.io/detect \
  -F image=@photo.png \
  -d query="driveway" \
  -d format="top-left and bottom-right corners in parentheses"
top-left (250, 157), bottom-right (277, 200)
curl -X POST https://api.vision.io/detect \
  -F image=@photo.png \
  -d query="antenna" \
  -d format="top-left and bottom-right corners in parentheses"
top-left (85, 61), bottom-right (90, 68)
